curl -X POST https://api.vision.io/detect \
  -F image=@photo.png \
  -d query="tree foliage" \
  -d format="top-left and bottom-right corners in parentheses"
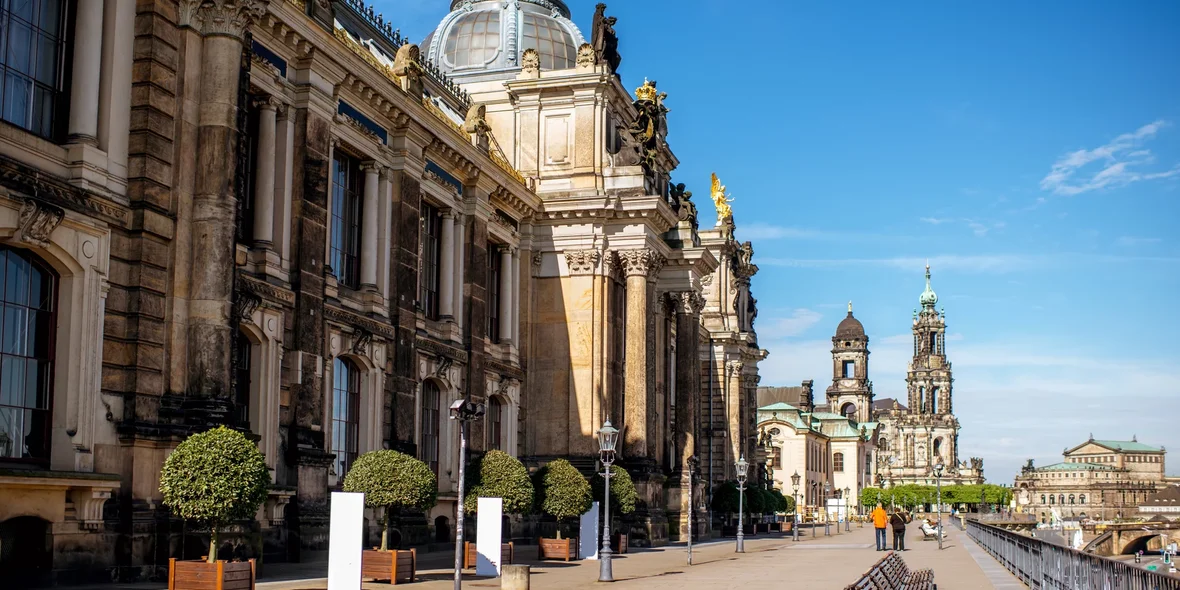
top-left (533, 459), bottom-right (592, 520)
top-left (343, 449), bottom-right (438, 511)
top-left (463, 450), bottom-right (534, 515)
top-left (767, 488), bottom-right (791, 513)
top-left (858, 484), bottom-right (1011, 510)
top-left (746, 487), bottom-right (767, 514)
top-left (711, 481), bottom-right (740, 514)
top-left (592, 464), bottom-right (638, 515)
top-left (160, 426), bottom-right (271, 526)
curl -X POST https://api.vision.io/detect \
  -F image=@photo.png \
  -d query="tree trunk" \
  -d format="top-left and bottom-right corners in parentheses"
top-left (381, 506), bottom-right (392, 551)
top-left (208, 527), bottom-right (219, 563)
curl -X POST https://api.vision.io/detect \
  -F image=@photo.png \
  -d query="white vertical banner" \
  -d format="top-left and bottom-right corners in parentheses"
top-left (579, 501), bottom-right (600, 560)
top-left (476, 498), bottom-right (504, 576)
top-left (328, 492), bottom-right (365, 590)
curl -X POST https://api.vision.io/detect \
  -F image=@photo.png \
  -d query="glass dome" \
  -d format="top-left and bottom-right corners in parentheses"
top-left (423, 0), bottom-right (585, 80)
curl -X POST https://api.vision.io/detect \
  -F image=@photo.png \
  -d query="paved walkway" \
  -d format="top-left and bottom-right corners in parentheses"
top-left (248, 522), bottom-right (1025, 589)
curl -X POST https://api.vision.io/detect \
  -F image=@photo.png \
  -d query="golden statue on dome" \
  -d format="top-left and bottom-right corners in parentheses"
top-left (711, 173), bottom-right (733, 224)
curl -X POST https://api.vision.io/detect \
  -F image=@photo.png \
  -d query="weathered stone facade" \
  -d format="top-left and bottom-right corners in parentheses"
top-left (0, 0), bottom-right (764, 583)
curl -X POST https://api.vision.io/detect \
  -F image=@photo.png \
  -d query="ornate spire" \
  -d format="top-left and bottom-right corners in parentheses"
top-left (919, 262), bottom-right (938, 308)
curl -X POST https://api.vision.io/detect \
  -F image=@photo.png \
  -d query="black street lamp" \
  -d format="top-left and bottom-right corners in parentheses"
top-left (597, 420), bottom-right (619, 582)
top-left (449, 399), bottom-right (485, 590)
top-left (736, 455), bottom-right (749, 553)
top-left (687, 456), bottom-right (698, 565)
top-left (810, 481), bottom-right (818, 537)
top-left (933, 461), bottom-right (945, 551)
top-left (790, 471), bottom-right (801, 542)
top-left (845, 487), bottom-right (851, 532)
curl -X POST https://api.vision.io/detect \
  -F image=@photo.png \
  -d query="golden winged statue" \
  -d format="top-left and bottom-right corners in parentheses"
top-left (711, 173), bottom-right (733, 224)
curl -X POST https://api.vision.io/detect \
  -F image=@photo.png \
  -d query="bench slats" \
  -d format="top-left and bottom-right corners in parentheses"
top-left (844, 552), bottom-right (935, 590)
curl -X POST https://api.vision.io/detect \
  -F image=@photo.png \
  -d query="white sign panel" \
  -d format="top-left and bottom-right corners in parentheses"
top-left (579, 501), bottom-right (600, 560)
top-left (476, 497), bottom-right (504, 576)
top-left (328, 492), bottom-right (365, 590)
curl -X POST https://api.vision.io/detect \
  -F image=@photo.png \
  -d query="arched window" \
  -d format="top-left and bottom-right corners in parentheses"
top-left (933, 437), bottom-right (942, 459)
top-left (840, 402), bottom-right (856, 419)
top-left (0, 247), bottom-right (56, 463)
top-left (421, 381), bottom-right (441, 475)
top-left (879, 437), bottom-right (889, 452)
top-left (1058, 494), bottom-right (1065, 505)
top-left (1041, 494), bottom-right (1046, 504)
top-left (1069, 494), bottom-right (1075, 505)
top-left (1049, 495), bottom-right (1054, 505)
top-left (234, 330), bottom-right (253, 428)
top-left (833, 452), bottom-right (844, 473)
top-left (1079, 494), bottom-right (1086, 504)
top-left (487, 397), bottom-right (502, 451)
top-left (331, 358), bottom-right (360, 478)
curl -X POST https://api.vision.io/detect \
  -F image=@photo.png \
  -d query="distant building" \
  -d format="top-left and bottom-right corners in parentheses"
top-left (1013, 436), bottom-right (1168, 520)
top-left (1139, 485), bottom-right (1180, 521)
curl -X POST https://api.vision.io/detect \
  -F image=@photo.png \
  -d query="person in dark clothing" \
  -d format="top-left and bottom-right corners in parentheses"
top-left (889, 509), bottom-right (910, 551)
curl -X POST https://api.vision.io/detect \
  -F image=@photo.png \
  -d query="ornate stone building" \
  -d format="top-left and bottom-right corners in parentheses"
top-left (1014, 436), bottom-right (1168, 521)
top-left (873, 265), bottom-right (983, 487)
top-left (0, 0), bottom-right (763, 583)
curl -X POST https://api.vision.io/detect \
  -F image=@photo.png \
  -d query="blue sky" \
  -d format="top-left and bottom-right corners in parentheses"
top-left (381, 1), bottom-right (1180, 482)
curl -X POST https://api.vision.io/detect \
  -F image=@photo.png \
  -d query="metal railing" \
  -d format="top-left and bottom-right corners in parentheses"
top-left (966, 520), bottom-right (1180, 589)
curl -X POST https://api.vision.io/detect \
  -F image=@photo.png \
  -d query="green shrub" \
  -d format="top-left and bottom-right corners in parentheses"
top-left (532, 459), bottom-right (591, 538)
top-left (343, 450), bottom-right (438, 550)
top-left (711, 481), bottom-right (740, 514)
top-left (746, 487), bottom-right (767, 514)
top-left (591, 464), bottom-right (638, 515)
top-left (464, 450), bottom-right (534, 515)
top-left (768, 488), bottom-right (790, 513)
top-left (160, 426), bottom-right (271, 563)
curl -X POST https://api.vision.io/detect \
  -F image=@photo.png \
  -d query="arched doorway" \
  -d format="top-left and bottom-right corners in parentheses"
top-left (435, 515), bottom-right (450, 544)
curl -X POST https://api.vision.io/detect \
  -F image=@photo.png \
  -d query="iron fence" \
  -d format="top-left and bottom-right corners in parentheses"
top-left (966, 520), bottom-right (1179, 590)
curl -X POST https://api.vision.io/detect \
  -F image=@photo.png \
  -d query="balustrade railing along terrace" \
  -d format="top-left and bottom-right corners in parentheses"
top-left (965, 519), bottom-right (1179, 590)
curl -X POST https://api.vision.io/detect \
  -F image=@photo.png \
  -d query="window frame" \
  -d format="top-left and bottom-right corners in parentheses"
top-left (420, 380), bottom-right (441, 475)
top-left (833, 452), bottom-right (844, 473)
top-left (419, 202), bottom-right (442, 320)
top-left (842, 360), bottom-right (854, 379)
top-left (233, 329), bottom-right (253, 429)
top-left (487, 396), bottom-right (502, 452)
top-left (331, 357), bottom-right (361, 479)
top-left (0, 246), bottom-right (57, 465)
top-left (0, 0), bottom-right (71, 141)
top-left (330, 150), bottom-right (364, 289)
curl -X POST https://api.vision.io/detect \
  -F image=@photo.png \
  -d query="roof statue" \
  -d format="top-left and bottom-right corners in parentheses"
top-left (711, 173), bottom-right (733, 225)
top-left (848, 301), bottom-right (853, 313)
top-left (591, 3), bottom-right (621, 77)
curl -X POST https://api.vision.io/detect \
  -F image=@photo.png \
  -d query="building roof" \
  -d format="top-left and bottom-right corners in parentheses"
top-left (835, 310), bottom-right (866, 339)
top-left (1036, 462), bottom-right (1120, 472)
top-left (1140, 485), bottom-right (1180, 508)
top-left (1090, 439), bottom-right (1164, 452)
top-left (873, 398), bottom-right (907, 412)
top-left (757, 385), bottom-right (812, 409)
top-left (758, 402), bottom-right (797, 412)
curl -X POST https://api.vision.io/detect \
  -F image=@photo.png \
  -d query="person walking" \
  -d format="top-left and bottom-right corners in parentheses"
top-left (871, 503), bottom-right (888, 551)
top-left (889, 508), bottom-right (909, 551)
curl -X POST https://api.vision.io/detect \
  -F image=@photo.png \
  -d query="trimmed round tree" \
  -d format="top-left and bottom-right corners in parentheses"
top-left (746, 487), bottom-right (767, 515)
top-left (160, 426), bottom-right (271, 563)
top-left (464, 450), bottom-right (534, 515)
top-left (343, 450), bottom-right (438, 550)
top-left (768, 488), bottom-right (790, 513)
top-left (591, 464), bottom-right (638, 515)
top-left (711, 481), bottom-right (740, 515)
top-left (533, 459), bottom-right (591, 538)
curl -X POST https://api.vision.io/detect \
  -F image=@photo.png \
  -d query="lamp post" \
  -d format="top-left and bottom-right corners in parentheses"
top-left (823, 481), bottom-right (831, 536)
top-left (933, 461), bottom-right (944, 551)
top-left (810, 481), bottom-right (818, 537)
top-left (736, 455), bottom-right (748, 553)
top-left (597, 420), bottom-right (619, 582)
top-left (448, 399), bottom-right (485, 590)
top-left (687, 456), bottom-right (698, 565)
top-left (845, 487), bottom-right (851, 532)
top-left (791, 471), bottom-right (800, 542)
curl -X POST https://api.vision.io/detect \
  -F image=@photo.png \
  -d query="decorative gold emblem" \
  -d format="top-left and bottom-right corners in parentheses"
top-left (711, 173), bottom-right (733, 223)
top-left (634, 77), bottom-right (657, 102)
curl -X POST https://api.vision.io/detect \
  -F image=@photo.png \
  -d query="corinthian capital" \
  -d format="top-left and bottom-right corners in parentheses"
top-left (564, 250), bottom-right (601, 276)
top-left (668, 290), bottom-right (706, 316)
top-left (726, 360), bottom-right (744, 375)
top-left (180, 0), bottom-right (270, 40)
top-left (618, 249), bottom-right (666, 278)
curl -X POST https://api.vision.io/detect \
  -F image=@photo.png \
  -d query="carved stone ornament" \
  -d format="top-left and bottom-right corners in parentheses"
top-left (576, 42), bottom-right (595, 68)
top-left (10, 198), bottom-right (65, 248)
top-left (564, 250), bottom-right (600, 276)
top-left (179, 0), bottom-right (270, 39)
top-left (392, 44), bottom-right (424, 97)
top-left (234, 292), bottom-right (262, 322)
top-left (601, 250), bottom-right (620, 280)
top-left (434, 356), bottom-right (454, 381)
top-left (351, 329), bottom-right (373, 355)
top-left (670, 290), bottom-right (706, 315)
top-left (462, 103), bottom-right (491, 137)
top-left (618, 249), bottom-right (665, 278)
top-left (521, 48), bottom-right (541, 75)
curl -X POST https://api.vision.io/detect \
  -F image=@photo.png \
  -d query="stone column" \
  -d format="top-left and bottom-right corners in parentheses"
top-left (453, 214), bottom-right (465, 328)
top-left (499, 245), bottom-right (513, 343)
top-left (377, 167), bottom-right (394, 297)
top-left (359, 162), bottom-right (380, 290)
top-left (511, 248), bottom-right (520, 345)
top-left (276, 107), bottom-right (296, 267)
top-left (726, 360), bottom-right (744, 466)
top-left (673, 290), bottom-right (705, 470)
top-left (97, 0), bottom-right (135, 180)
top-left (67, 0), bottom-right (104, 144)
top-left (252, 96), bottom-right (279, 247)
top-left (184, 0), bottom-right (267, 399)
top-left (619, 249), bottom-right (665, 459)
top-left (439, 210), bottom-right (455, 318)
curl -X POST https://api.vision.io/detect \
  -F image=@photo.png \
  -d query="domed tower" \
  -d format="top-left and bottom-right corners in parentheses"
top-left (826, 302), bottom-right (873, 423)
top-left (422, 0), bottom-right (586, 82)
top-left (906, 263), bottom-right (953, 416)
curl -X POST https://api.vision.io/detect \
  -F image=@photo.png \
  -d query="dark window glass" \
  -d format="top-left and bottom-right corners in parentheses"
top-left (0, 0), bottom-right (66, 139)
top-left (487, 245), bottom-right (501, 343)
top-left (330, 152), bottom-right (364, 288)
top-left (419, 203), bottom-right (441, 319)
top-left (521, 13), bottom-right (575, 70)
top-left (487, 397), bottom-right (502, 451)
top-left (834, 452), bottom-right (843, 472)
top-left (444, 11), bottom-right (500, 67)
top-left (0, 247), bottom-right (54, 463)
top-left (331, 357), bottom-right (360, 478)
top-left (421, 381), bottom-right (440, 475)
top-left (234, 330), bottom-right (252, 429)
top-left (237, 100), bottom-right (260, 243)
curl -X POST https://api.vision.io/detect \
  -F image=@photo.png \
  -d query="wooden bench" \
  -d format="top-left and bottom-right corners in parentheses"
top-left (844, 552), bottom-right (935, 590)
top-left (463, 541), bottom-right (514, 569)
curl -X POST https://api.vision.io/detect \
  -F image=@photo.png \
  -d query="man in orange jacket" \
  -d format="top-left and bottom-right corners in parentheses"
top-left (871, 503), bottom-right (889, 551)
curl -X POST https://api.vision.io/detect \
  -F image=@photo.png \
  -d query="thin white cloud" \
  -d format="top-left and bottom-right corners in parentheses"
top-left (763, 308), bottom-right (824, 337)
top-left (1041, 120), bottom-right (1180, 195)
top-left (1114, 236), bottom-right (1162, 247)
top-left (920, 217), bottom-right (952, 225)
top-left (738, 224), bottom-right (904, 242)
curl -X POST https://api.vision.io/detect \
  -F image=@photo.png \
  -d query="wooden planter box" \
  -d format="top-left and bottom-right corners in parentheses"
top-left (361, 549), bottom-right (416, 584)
top-left (769, 522), bottom-right (782, 532)
top-left (611, 533), bottom-right (628, 554)
top-left (168, 558), bottom-right (255, 590)
top-left (537, 537), bottom-right (577, 561)
top-left (463, 541), bottom-right (514, 569)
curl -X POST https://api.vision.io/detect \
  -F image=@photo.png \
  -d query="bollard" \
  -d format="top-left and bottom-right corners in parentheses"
top-left (502, 564), bottom-right (530, 590)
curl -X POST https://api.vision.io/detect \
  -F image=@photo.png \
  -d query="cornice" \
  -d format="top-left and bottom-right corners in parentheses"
top-left (323, 304), bottom-right (395, 339)
top-left (415, 334), bottom-right (469, 364)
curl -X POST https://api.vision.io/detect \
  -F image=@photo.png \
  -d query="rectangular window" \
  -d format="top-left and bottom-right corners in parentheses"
top-left (0, 0), bottom-right (67, 140)
top-left (487, 245), bottom-right (501, 342)
top-left (237, 101), bottom-right (260, 243)
top-left (331, 358), bottom-right (360, 479)
top-left (419, 203), bottom-right (441, 319)
top-left (330, 152), bottom-right (364, 289)
top-left (234, 331), bottom-right (253, 429)
top-left (834, 453), bottom-right (844, 472)
top-left (842, 360), bottom-right (854, 379)
top-left (487, 399), bottom-right (502, 451)
top-left (421, 382), bottom-right (440, 475)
